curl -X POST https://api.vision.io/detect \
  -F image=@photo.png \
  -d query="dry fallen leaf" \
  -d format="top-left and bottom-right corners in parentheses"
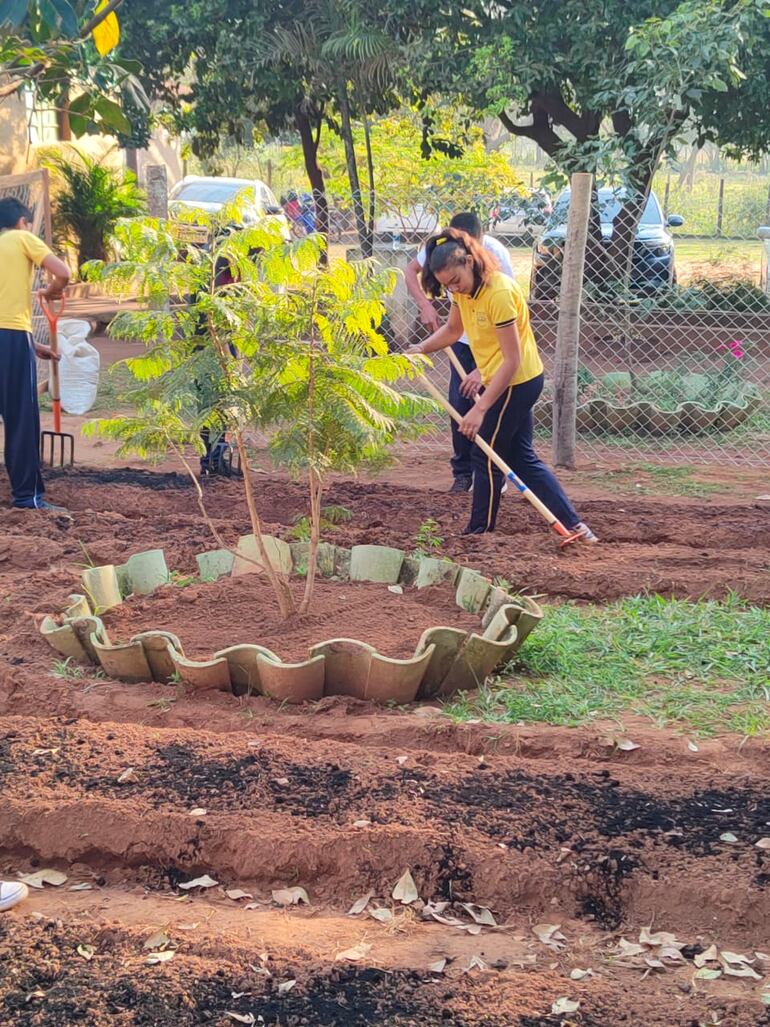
top-left (687, 739), bottom-right (699, 752)
top-left (551, 997), bottom-right (580, 1014)
top-left (464, 955), bottom-right (488, 972)
top-left (694, 967), bottom-right (723, 980)
top-left (694, 944), bottom-right (719, 967)
top-left (273, 777), bottom-right (290, 787)
top-left (352, 820), bottom-right (371, 828)
top-left (532, 923), bottom-right (566, 948)
top-left (429, 959), bottom-right (447, 974)
top-left (720, 951), bottom-right (755, 966)
top-left (19, 869), bottom-right (67, 889)
top-left (570, 968), bottom-right (593, 980)
top-left (616, 938), bottom-right (646, 958)
top-left (723, 964), bottom-right (762, 980)
top-left (616, 738), bottom-right (640, 751)
top-left (639, 927), bottom-right (680, 948)
top-left (117, 767), bottom-right (138, 784)
top-left (278, 979), bottom-right (297, 995)
top-left (77, 944), bottom-right (95, 961)
top-left (244, 902), bottom-right (261, 911)
top-left (143, 930), bottom-right (171, 951)
top-left (179, 875), bottom-right (218, 891)
top-left (189, 808), bottom-right (207, 817)
top-left (370, 907), bottom-right (393, 923)
top-left (272, 887), bottom-right (309, 907)
top-left (226, 890), bottom-right (253, 902)
top-left (177, 923), bottom-right (199, 931)
top-left (392, 869), bottom-right (419, 905)
top-left (336, 943), bottom-right (372, 961)
top-left (347, 892), bottom-right (373, 916)
top-left (719, 832), bottom-right (738, 843)
top-left (755, 838), bottom-right (770, 850)
top-left (225, 1014), bottom-right (255, 1025)
top-left (146, 950), bottom-right (175, 965)
top-left (26, 990), bottom-right (46, 1002)
top-left (460, 903), bottom-right (497, 927)
top-left (69, 883), bottom-right (93, 892)
top-left (395, 755), bottom-right (409, 766)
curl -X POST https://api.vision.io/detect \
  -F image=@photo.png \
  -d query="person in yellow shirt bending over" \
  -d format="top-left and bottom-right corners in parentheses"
top-left (409, 228), bottom-right (597, 541)
top-left (0, 197), bottom-right (70, 512)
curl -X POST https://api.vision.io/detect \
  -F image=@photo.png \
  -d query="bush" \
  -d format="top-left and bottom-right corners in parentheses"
top-left (45, 149), bottom-right (145, 267)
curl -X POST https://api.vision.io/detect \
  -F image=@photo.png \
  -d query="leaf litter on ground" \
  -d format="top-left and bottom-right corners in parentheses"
top-left (391, 869), bottom-right (418, 905)
top-left (19, 869), bottom-right (67, 889)
top-left (178, 874), bottom-right (218, 890)
top-left (272, 887), bottom-right (309, 906)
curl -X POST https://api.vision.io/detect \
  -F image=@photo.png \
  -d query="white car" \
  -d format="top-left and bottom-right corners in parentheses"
top-left (374, 205), bottom-right (440, 242)
top-left (169, 176), bottom-right (290, 236)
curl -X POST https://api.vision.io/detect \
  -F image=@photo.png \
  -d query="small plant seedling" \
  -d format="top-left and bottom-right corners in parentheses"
top-left (289, 505), bottom-right (353, 542)
top-left (413, 518), bottom-right (444, 557)
top-left (51, 658), bottom-right (85, 680)
top-left (170, 571), bottom-right (198, 588)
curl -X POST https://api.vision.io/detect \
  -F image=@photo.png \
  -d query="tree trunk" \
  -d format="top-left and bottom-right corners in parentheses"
top-left (295, 104), bottom-right (329, 265)
top-left (338, 83), bottom-right (370, 258)
top-left (362, 111), bottom-right (376, 246)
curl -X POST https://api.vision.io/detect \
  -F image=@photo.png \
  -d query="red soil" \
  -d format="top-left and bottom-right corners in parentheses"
top-left (0, 466), bottom-right (769, 1025)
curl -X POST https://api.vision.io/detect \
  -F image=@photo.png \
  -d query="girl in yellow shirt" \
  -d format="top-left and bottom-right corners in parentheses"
top-left (409, 228), bottom-right (596, 540)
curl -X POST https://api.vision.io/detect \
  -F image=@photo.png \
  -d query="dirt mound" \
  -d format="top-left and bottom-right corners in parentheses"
top-left (102, 575), bottom-right (479, 663)
top-left (1, 467), bottom-right (769, 1026)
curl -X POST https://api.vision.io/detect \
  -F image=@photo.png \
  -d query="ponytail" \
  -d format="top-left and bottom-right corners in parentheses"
top-left (420, 227), bottom-right (499, 298)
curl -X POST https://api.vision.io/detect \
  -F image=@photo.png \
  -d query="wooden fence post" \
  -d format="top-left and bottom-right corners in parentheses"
top-left (146, 164), bottom-right (169, 219)
top-left (552, 172), bottom-right (593, 470)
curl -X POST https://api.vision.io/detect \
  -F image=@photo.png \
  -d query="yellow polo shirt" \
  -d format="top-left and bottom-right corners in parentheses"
top-left (0, 229), bottom-right (52, 332)
top-left (453, 271), bottom-right (543, 386)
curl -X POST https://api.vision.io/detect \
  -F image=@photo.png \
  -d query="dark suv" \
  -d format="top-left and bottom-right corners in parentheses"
top-left (530, 187), bottom-right (683, 299)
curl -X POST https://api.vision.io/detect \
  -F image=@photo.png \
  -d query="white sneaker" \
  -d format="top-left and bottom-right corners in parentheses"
top-left (501, 482), bottom-right (508, 495)
top-left (0, 881), bottom-right (28, 911)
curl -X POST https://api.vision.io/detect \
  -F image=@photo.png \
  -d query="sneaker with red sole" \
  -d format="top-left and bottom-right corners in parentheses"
top-left (570, 521), bottom-right (599, 544)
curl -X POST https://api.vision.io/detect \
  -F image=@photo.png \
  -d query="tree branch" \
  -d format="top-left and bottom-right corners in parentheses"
top-left (79, 0), bottom-right (126, 40)
top-left (0, 0), bottom-right (126, 100)
top-left (499, 104), bottom-right (561, 156)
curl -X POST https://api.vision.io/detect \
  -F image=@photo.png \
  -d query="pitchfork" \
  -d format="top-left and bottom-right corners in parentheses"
top-left (39, 295), bottom-right (75, 467)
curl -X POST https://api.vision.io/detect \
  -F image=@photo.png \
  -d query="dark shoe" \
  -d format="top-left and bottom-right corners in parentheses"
top-left (14, 498), bottom-right (70, 514)
top-left (449, 475), bottom-right (473, 494)
top-left (461, 525), bottom-right (487, 536)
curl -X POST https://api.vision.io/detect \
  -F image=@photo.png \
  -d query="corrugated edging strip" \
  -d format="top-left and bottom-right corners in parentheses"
top-left (39, 538), bottom-right (543, 704)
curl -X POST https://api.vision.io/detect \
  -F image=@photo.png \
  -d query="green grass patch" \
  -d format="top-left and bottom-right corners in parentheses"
top-left (586, 462), bottom-right (728, 498)
top-left (444, 594), bottom-right (770, 737)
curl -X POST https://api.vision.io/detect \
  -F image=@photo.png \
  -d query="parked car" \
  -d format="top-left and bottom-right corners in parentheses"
top-left (530, 187), bottom-right (684, 299)
top-left (374, 204), bottom-right (439, 243)
top-left (169, 176), bottom-right (290, 239)
top-left (489, 188), bottom-right (552, 242)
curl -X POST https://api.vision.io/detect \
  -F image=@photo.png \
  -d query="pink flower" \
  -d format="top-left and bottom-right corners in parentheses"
top-left (718, 339), bottom-right (745, 360)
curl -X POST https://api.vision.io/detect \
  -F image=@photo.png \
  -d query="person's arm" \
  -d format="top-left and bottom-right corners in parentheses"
top-left (40, 253), bottom-right (70, 300)
top-left (406, 301), bottom-right (463, 355)
top-left (405, 255), bottom-right (441, 332)
top-left (458, 322), bottom-right (521, 439)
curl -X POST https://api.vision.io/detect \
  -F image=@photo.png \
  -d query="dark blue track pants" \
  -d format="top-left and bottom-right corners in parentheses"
top-left (0, 329), bottom-right (44, 506)
top-left (448, 341), bottom-right (477, 479)
top-left (468, 373), bottom-right (580, 533)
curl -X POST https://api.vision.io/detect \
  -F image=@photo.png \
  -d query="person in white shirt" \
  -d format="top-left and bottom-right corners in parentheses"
top-left (405, 212), bottom-right (515, 492)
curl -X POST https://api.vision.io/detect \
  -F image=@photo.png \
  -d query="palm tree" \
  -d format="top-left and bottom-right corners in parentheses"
top-left (256, 0), bottom-right (403, 257)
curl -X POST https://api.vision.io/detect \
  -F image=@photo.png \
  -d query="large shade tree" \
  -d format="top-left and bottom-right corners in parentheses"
top-left (0, 0), bottom-right (139, 137)
top-left (384, 0), bottom-right (770, 277)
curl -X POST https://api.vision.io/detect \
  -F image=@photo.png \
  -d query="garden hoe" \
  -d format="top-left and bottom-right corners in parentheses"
top-left (39, 295), bottom-right (75, 467)
top-left (413, 350), bottom-right (582, 548)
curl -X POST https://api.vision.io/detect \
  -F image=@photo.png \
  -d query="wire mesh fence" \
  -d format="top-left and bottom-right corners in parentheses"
top-left (318, 180), bottom-right (770, 469)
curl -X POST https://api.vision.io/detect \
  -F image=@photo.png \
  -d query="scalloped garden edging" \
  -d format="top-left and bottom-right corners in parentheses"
top-left (535, 394), bottom-right (760, 436)
top-left (39, 538), bottom-right (543, 705)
